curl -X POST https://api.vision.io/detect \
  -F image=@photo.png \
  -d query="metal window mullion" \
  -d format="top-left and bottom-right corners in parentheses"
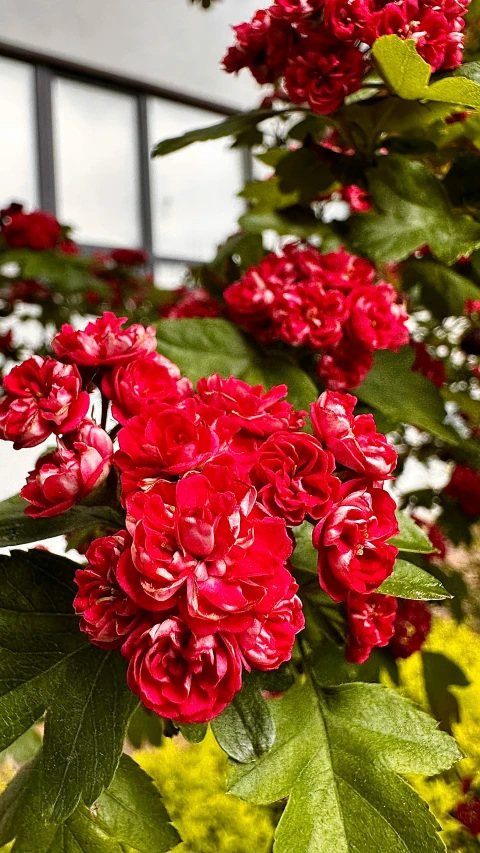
top-left (136, 94), bottom-right (154, 262)
top-left (34, 64), bottom-right (56, 213)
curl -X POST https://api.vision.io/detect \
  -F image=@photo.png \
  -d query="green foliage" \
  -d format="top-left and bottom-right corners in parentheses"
top-left (403, 259), bottom-right (480, 318)
top-left (151, 109), bottom-right (288, 157)
top-left (357, 347), bottom-right (480, 468)
top-left (378, 559), bottom-right (451, 599)
top-left (0, 550), bottom-right (136, 823)
top-left (0, 754), bottom-right (179, 853)
top-left (211, 675), bottom-right (275, 762)
top-left (136, 732), bottom-right (275, 853)
top-left (391, 510), bottom-right (436, 553)
top-left (373, 35), bottom-right (480, 106)
top-left (229, 678), bottom-right (461, 853)
top-left (350, 156), bottom-right (480, 264)
top-left (0, 496), bottom-right (124, 548)
top-left (386, 618), bottom-right (480, 850)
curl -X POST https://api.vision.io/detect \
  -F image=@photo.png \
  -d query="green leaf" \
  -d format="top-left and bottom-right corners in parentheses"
top-left (178, 723), bottom-right (208, 743)
top-left (373, 36), bottom-right (431, 98)
top-left (390, 510), bottom-right (436, 553)
top-left (0, 754), bottom-right (179, 853)
top-left (239, 207), bottom-right (339, 245)
top-left (452, 60), bottom-right (480, 84)
top-left (0, 549), bottom-right (136, 823)
top-left (212, 676), bottom-right (275, 763)
top-left (350, 155), bottom-right (480, 264)
top-left (40, 646), bottom-right (137, 821)
top-left (356, 347), bottom-right (480, 467)
top-left (242, 358), bottom-right (318, 412)
top-left (275, 148), bottom-right (335, 203)
top-left (291, 522), bottom-right (317, 575)
top-left (373, 35), bottom-right (480, 107)
top-left (0, 495), bottom-right (124, 548)
top-left (403, 258), bottom-right (480, 318)
top-left (377, 558), bottom-right (451, 599)
top-left (127, 704), bottom-right (163, 749)
top-left (152, 108), bottom-right (286, 156)
top-left (240, 177), bottom-right (299, 211)
top-left (230, 678), bottom-right (461, 853)
top-left (422, 652), bottom-right (470, 734)
top-left (0, 249), bottom-right (101, 295)
top-left (156, 318), bottom-right (256, 385)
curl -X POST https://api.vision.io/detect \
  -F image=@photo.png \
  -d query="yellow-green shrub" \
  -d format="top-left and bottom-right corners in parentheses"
top-left (135, 730), bottom-right (275, 853)
top-left (386, 618), bottom-right (480, 850)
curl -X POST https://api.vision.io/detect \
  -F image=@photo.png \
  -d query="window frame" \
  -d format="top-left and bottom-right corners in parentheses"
top-left (0, 40), bottom-right (253, 272)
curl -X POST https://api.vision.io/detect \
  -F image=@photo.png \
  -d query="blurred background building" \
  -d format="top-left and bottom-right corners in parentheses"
top-left (0, 0), bottom-right (260, 287)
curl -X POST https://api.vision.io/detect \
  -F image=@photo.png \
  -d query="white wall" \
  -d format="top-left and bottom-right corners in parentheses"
top-left (0, 0), bottom-right (263, 108)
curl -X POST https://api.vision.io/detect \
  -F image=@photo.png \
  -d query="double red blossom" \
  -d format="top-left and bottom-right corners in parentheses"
top-left (0, 355), bottom-right (90, 448)
top-left (444, 464), bottom-right (480, 518)
top-left (223, 0), bottom-right (470, 113)
top-left (313, 481), bottom-right (399, 602)
top-left (345, 591), bottom-right (398, 663)
top-left (74, 531), bottom-right (141, 649)
top-left (52, 311), bottom-right (157, 367)
top-left (2, 308), bottom-right (401, 723)
top-left (20, 420), bottom-right (113, 518)
top-left (389, 599), bottom-right (432, 658)
top-left (224, 244), bottom-right (409, 390)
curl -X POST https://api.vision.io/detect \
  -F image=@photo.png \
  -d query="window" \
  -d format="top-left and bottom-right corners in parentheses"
top-left (52, 78), bottom-right (141, 247)
top-left (149, 99), bottom-right (244, 263)
top-left (0, 56), bottom-right (38, 207)
top-left (0, 49), bottom-right (250, 283)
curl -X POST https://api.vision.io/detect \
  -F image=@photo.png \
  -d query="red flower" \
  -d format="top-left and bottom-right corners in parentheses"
top-left (311, 391), bottom-right (397, 479)
top-left (412, 343), bottom-right (446, 387)
top-left (119, 461), bottom-right (294, 627)
top-left (52, 312), bottom-right (157, 367)
top-left (284, 30), bottom-right (366, 115)
top-left (222, 9), bottom-right (296, 85)
top-left (453, 798), bottom-right (480, 836)
top-left (313, 481), bottom-right (399, 602)
top-left (465, 299), bottom-right (480, 315)
top-left (74, 530), bottom-right (140, 648)
top-left (444, 464), bottom-right (480, 518)
top-left (340, 184), bottom-right (372, 212)
top-left (123, 615), bottom-right (243, 723)
top-left (0, 356), bottom-right (90, 448)
top-left (162, 288), bottom-right (222, 319)
top-left (270, 0), bottom-right (324, 20)
top-left (317, 338), bottom-right (374, 391)
top-left (110, 248), bottom-right (148, 266)
top-left (2, 209), bottom-right (61, 250)
top-left (21, 420), bottom-right (113, 518)
top-left (347, 283), bottom-right (410, 351)
top-left (389, 600), bottom-right (432, 658)
top-left (322, 0), bottom-right (371, 41)
top-left (239, 579), bottom-right (304, 670)
top-left (115, 397), bottom-right (220, 495)
top-left (195, 374), bottom-right (305, 437)
top-left (251, 431), bottom-right (340, 525)
top-left (274, 282), bottom-right (348, 349)
top-left (345, 591), bottom-right (398, 663)
top-left (102, 353), bottom-right (192, 425)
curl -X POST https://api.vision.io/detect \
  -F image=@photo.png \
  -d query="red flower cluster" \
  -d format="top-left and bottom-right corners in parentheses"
top-left (2, 310), bottom-right (401, 720)
top-left (223, 0), bottom-right (469, 113)
top-left (161, 287), bottom-right (222, 319)
top-left (224, 243), bottom-right (409, 390)
top-left (0, 204), bottom-right (62, 251)
top-left (389, 599), bottom-right (432, 658)
top-left (444, 464), bottom-right (480, 518)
